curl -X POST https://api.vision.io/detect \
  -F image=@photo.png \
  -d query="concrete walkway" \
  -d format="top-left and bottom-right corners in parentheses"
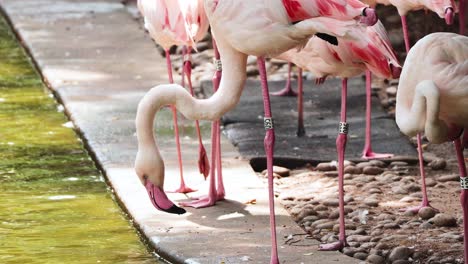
top-left (0, 0), bottom-right (358, 263)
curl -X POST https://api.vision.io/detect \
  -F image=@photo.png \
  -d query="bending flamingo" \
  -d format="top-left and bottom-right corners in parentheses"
top-left (135, 0), bottom-right (378, 261)
top-left (277, 20), bottom-right (401, 249)
top-left (362, 0), bottom-right (457, 51)
top-left (395, 32), bottom-right (468, 263)
top-left (137, 0), bottom-right (210, 195)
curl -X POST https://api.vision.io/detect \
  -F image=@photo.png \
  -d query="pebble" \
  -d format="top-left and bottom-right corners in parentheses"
top-left (316, 162), bottom-right (336, 171)
top-left (368, 188), bottom-right (382, 194)
top-left (383, 223), bottom-right (400, 229)
top-left (360, 242), bottom-right (377, 249)
top-left (393, 260), bottom-right (411, 264)
top-left (375, 242), bottom-right (392, 250)
top-left (272, 166), bottom-right (290, 177)
top-left (363, 166), bottom-right (384, 175)
top-left (344, 165), bottom-right (362, 174)
top-left (438, 232), bottom-right (463, 242)
top-left (297, 208), bottom-right (317, 220)
top-left (343, 247), bottom-right (358, 257)
top-left (353, 252), bottom-right (368, 260)
top-left (390, 161), bottom-right (409, 167)
top-left (349, 228), bottom-right (367, 235)
top-left (418, 207), bottom-right (437, 220)
top-left (419, 221), bottom-right (433, 229)
top-left (376, 213), bottom-right (396, 221)
top-left (428, 158), bottom-right (447, 170)
top-left (367, 254), bottom-right (385, 264)
top-left (316, 221), bottom-right (335, 230)
top-left (403, 183), bottom-right (421, 193)
top-left (392, 185), bottom-right (409, 194)
top-left (347, 235), bottom-right (372, 243)
top-left (314, 205), bottom-right (328, 211)
top-left (388, 246), bottom-right (412, 262)
top-left (429, 213), bottom-right (457, 227)
top-left (323, 198), bottom-right (340, 207)
top-left (364, 197), bottom-right (379, 207)
top-left (370, 160), bottom-right (387, 168)
top-left (437, 174), bottom-right (459, 182)
top-left (386, 86), bottom-right (398, 96)
top-left (356, 162), bottom-right (373, 168)
top-left (425, 177), bottom-right (437, 187)
top-left (324, 171), bottom-right (338, 177)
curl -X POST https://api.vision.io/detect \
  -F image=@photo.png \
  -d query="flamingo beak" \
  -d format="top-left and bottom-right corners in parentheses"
top-left (445, 7), bottom-right (454, 25)
top-left (360, 7), bottom-right (378, 26)
top-left (390, 63), bottom-right (402, 79)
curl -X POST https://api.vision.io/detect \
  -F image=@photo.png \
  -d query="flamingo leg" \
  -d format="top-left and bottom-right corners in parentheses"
top-left (401, 16), bottom-right (411, 53)
top-left (463, 131), bottom-right (468, 149)
top-left (362, 70), bottom-right (393, 159)
top-left (165, 49), bottom-right (196, 194)
top-left (271, 62), bottom-right (298, 97)
top-left (455, 137), bottom-right (468, 264)
top-left (257, 56), bottom-right (279, 264)
top-left (180, 39), bottom-right (225, 207)
top-left (320, 78), bottom-right (349, 251)
top-left (183, 47), bottom-right (210, 179)
top-left (460, 0), bottom-right (466, 35)
top-left (297, 68), bottom-right (305, 137)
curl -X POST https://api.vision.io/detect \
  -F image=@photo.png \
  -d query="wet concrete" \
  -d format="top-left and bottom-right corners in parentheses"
top-left (0, 0), bottom-right (359, 263)
top-left (202, 78), bottom-right (417, 171)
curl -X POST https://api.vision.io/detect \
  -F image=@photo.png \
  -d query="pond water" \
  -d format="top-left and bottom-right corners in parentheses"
top-left (0, 14), bottom-right (162, 264)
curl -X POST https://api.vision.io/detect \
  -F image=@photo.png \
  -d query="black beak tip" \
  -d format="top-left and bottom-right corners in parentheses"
top-left (163, 205), bottom-right (187, 215)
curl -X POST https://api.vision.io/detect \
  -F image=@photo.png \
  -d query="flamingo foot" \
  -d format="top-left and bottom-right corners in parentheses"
top-left (270, 86), bottom-right (298, 97)
top-left (319, 240), bottom-right (347, 251)
top-left (400, 203), bottom-right (439, 214)
top-left (362, 151), bottom-right (394, 160)
top-left (145, 180), bottom-right (186, 215)
top-left (198, 145), bottom-right (210, 179)
top-left (180, 194), bottom-right (221, 208)
top-left (168, 184), bottom-right (197, 194)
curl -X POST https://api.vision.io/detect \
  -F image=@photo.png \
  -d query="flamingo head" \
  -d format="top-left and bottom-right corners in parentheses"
top-left (444, 7), bottom-right (454, 25)
top-left (359, 7), bottom-right (378, 26)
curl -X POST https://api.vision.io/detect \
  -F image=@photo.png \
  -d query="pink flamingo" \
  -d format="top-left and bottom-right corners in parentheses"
top-left (137, 0), bottom-right (210, 194)
top-left (277, 20), bottom-right (401, 249)
top-left (395, 32), bottom-right (468, 263)
top-left (277, 21), bottom-right (401, 159)
top-left (134, 0), bottom-right (378, 261)
top-left (362, 0), bottom-right (457, 51)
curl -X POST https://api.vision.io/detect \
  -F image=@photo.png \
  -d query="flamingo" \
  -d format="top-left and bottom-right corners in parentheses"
top-left (277, 20), bottom-right (401, 249)
top-left (395, 32), bottom-right (468, 263)
top-left (135, 0), bottom-right (378, 261)
top-left (277, 21), bottom-right (401, 159)
top-left (137, 0), bottom-right (210, 195)
top-left (361, 0), bottom-right (457, 51)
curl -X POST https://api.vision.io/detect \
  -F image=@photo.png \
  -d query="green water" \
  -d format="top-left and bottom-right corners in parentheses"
top-left (0, 14), bottom-right (161, 264)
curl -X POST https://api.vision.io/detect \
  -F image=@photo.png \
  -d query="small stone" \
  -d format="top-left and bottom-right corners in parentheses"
top-left (363, 166), bottom-right (384, 175)
top-left (347, 235), bottom-right (372, 242)
top-left (314, 205), bottom-right (328, 211)
top-left (367, 254), bottom-right (385, 264)
top-left (343, 247), bottom-right (358, 256)
top-left (370, 160), bottom-right (387, 168)
top-left (425, 178), bottom-right (437, 187)
top-left (388, 246), bottom-right (412, 261)
top-left (386, 86), bottom-right (398, 96)
top-left (349, 228), bottom-right (367, 235)
top-left (297, 208), bottom-right (317, 220)
top-left (437, 174), bottom-right (459, 182)
top-left (356, 162), bottom-right (373, 168)
top-left (353, 252), bottom-right (368, 260)
top-left (360, 242), bottom-right (377, 249)
top-left (419, 221), bottom-right (433, 229)
top-left (403, 183), bottom-right (421, 193)
top-left (428, 159), bottom-right (447, 170)
top-left (272, 166), bottom-right (290, 177)
top-left (375, 242), bottom-right (392, 250)
top-left (344, 165), bottom-right (362, 174)
top-left (376, 213), bottom-right (395, 221)
top-left (323, 198), bottom-right (340, 207)
top-left (368, 188), bottom-right (382, 194)
top-left (316, 221), bottom-right (335, 230)
top-left (324, 171), bottom-right (338, 177)
top-left (390, 161), bottom-right (409, 167)
top-left (364, 198), bottom-right (379, 207)
top-left (429, 213), bottom-right (457, 227)
top-left (246, 65), bottom-right (259, 76)
top-left (316, 162), bottom-right (336, 171)
top-left (392, 185), bottom-right (409, 194)
top-left (393, 260), bottom-right (411, 264)
top-left (418, 207), bottom-right (437, 220)
top-left (383, 223), bottom-right (399, 229)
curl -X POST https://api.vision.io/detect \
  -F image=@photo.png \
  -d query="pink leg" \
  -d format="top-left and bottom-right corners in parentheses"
top-left (180, 39), bottom-right (224, 207)
top-left (257, 56), bottom-right (279, 264)
top-left (271, 62), bottom-right (298, 97)
top-left (463, 131), bottom-right (468, 149)
top-left (213, 40), bottom-right (225, 200)
top-left (180, 121), bottom-right (218, 208)
top-left (401, 16), bottom-right (411, 53)
top-left (183, 47), bottom-right (210, 179)
top-left (297, 68), bottom-right (305, 137)
top-left (320, 78), bottom-right (349, 251)
top-left (362, 70), bottom-right (393, 159)
top-left (402, 134), bottom-right (439, 213)
top-left (460, 0), bottom-right (466, 35)
top-left (165, 49), bottom-right (196, 194)
top-left (454, 137), bottom-right (468, 264)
